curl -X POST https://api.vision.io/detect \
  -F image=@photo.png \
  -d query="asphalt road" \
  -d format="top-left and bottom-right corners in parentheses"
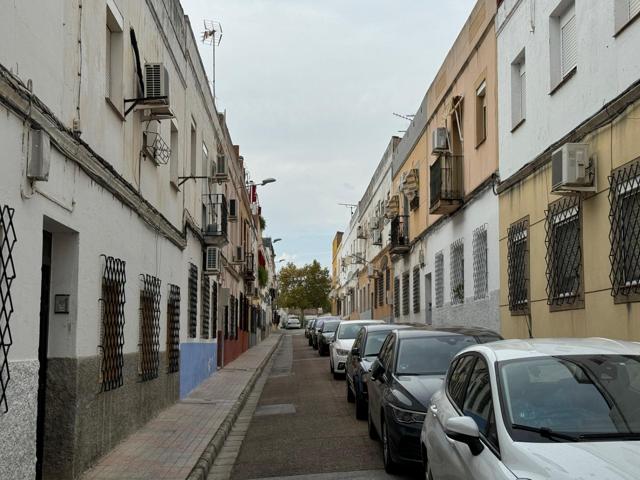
top-left (229, 329), bottom-right (420, 480)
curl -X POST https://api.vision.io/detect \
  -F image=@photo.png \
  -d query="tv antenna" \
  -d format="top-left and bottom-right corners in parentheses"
top-left (202, 20), bottom-right (223, 98)
top-left (339, 203), bottom-right (358, 214)
top-left (393, 112), bottom-right (415, 122)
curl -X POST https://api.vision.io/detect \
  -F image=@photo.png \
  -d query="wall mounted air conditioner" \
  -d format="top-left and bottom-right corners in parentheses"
top-left (27, 127), bottom-right (51, 181)
top-left (551, 143), bottom-right (595, 193)
top-left (205, 246), bottom-right (220, 274)
top-left (144, 63), bottom-right (170, 103)
top-left (431, 127), bottom-right (449, 154)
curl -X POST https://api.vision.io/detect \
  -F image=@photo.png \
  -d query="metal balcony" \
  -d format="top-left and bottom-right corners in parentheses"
top-left (202, 193), bottom-right (228, 246)
top-left (389, 215), bottom-right (410, 255)
top-left (243, 253), bottom-right (255, 282)
top-left (430, 154), bottom-right (463, 215)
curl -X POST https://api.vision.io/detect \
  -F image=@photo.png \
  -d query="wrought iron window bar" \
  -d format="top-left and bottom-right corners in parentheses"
top-left (412, 267), bottom-right (421, 313)
top-left (201, 273), bottom-right (210, 339)
top-left (507, 218), bottom-right (530, 314)
top-left (390, 215), bottom-right (410, 254)
top-left (473, 225), bottom-right (488, 300)
top-left (211, 282), bottom-right (218, 339)
top-left (188, 263), bottom-right (198, 338)
top-left (202, 193), bottom-right (228, 245)
top-left (167, 284), bottom-right (180, 373)
top-left (450, 239), bottom-right (465, 305)
top-left (430, 154), bottom-right (464, 214)
top-left (139, 274), bottom-right (161, 381)
top-left (435, 251), bottom-right (444, 308)
top-left (0, 205), bottom-right (16, 413)
top-left (393, 277), bottom-right (400, 318)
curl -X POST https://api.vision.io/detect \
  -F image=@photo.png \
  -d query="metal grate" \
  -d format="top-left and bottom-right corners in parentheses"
top-left (412, 267), bottom-right (421, 313)
top-left (545, 197), bottom-right (582, 307)
top-left (201, 273), bottom-right (210, 338)
top-left (507, 218), bottom-right (530, 313)
top-left (393, 277), bottom-right (400, 318)
top-left (609, 160), bottom-right (640, 301)
top-left (99, 256), bottom-right (127, 392)
top-left (402, 272), bottom-right (410, 316)
top-left (435, 251), bottom-right (444, 308)
top-left (188, 263), bottom-right (198, 338)
top-left (139, 274), bottom-right (161, 381)
top-left (450, 239), bottom-right (464, 305)
top-left (211, 282), bottom-right (218, 339)
top-left (167, 284), bottom-right (180, 373)
top-left (473, 225), bottom-right (488, 300)
top-left (0, 205), bottom-right (16, 413)
top-left (377, 276), bottom-right (384, 307)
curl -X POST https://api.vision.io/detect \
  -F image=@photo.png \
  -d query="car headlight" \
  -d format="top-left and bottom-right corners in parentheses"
top-left (390, 404), bottom-right (426, 424)
top-left (336, 348), bottom-right (349, 356)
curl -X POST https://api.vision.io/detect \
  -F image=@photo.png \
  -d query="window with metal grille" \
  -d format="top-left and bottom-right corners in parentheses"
top-left (139, 274), bottom-right (161, 381)
top-left (450, 239), bottom-right (464, 305)
top-left (211, 282), bottom-right (218, 338)
top-left (166, 284), bottom-right (180, 373)
top-left (385, 267), bottom-right (390, 292)
top-left (545, 197), bottom-right (583, 308)
top-left (224, 304), bottom-right (229, 339)
top-left (99, 255), bottom-right (126, 392)
top-left (188, 263), bottom-right (198, 338)
top-left (473, 225), bottom-right (488, 300)
top-left (0, 205), bottom-right (16, 412)
top-left (609, 160), bottom-right (640, 302)
top-left (435, 251), bottom-right (444, 308)
top-left (402, 272), bottom-right (410, 316)
top-left (507, 217), bottom-right (530, 314)
top-left (394, 277), bottom-right (400, 318)
top-left (412, 267), bottom-right (421, 313)
top-left (377, 275), bottom-right (384, 307)
top-left (235, 296), bottom-right (240, 339)
top-left (229, 295), bottom-right (235, 339)
top-left (201, 273), bottom-right (210, 338)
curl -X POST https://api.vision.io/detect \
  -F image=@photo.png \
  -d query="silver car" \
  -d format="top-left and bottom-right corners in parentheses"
top-left (421, 338), bottom-right (640, 479)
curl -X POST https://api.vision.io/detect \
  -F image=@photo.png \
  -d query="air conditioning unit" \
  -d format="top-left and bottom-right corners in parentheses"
top-left (212, 153), bottom-right (228, 181)
top-left (205, 246), bottom-right (220, 274)
top-left (228, 199), bottom-right (238, 221)
top-left (551, 143), bottom-right (595, 193)
top-left (431, 127), bottom-right (449, 154)
top-left (233, 246), bottom-right (244, 264)
top-left (144, 63), bottom-right (170, 103)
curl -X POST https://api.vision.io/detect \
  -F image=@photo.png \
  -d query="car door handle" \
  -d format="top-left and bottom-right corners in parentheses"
top-left (429, 405), bottom-right (438, 416)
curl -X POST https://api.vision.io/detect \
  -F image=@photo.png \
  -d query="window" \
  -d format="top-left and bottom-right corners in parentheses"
top-left (393, 276), bottom-right (400, 318)
top-left (412, 267), bottom-right (420, 313)
top-left (450, 239), bottom-right (464, 305)
top-left (402, 271), bottom-right (410, 316)
top-left (211, 282), bottom-right (218, 338)
top-left (167, 284), bottom-right (180, 373)
top-left (105, 2), bottom-right (124, 109)
top-left (475, 80), bottom-right (487, 146)
top-left (511, 50), bottom-right (526, 129)
top-left (447, 355), bottom-right (476, 409)
top-left (379, 335), bottom-right (396, 369)
top-left (190, 123), bottom-right (197, 176)
top-left (615, 0), bottom-right (640, 32)
top-left (609, 160), bottom-right (640, 301)
top-left (545, 197), bottom-right (583, 309)
top-left (139, 274), bottom-right (161, 381)
top-left (200, 273), bottom-right (210, 338)
top-left (550, 1), bottom-right (577, 91)
top-left (560, 6), bottom-right (577, 77)
top-left (473, 225), bottom-right (488, 300)
top-left (170, 121), bottom-right (179, 188)
top-left (435, 251), bottom-right (444, 308)
top-left (100, 256), bottom-right (126, 392)
top-left (463, 358), bottom-right (498, 449)
top-left (507, 217), bottom-right (530, 314)
top-left (188, 263), bottom-right (198, 338)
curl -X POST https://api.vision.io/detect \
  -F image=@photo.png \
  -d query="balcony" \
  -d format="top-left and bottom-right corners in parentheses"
top-left (389, 215), bottom-right (410, 255)
top-left (430, 154), bottom-right (463, 215)
top-left (202, 193), bottom-right (228, 246)
top-left (243, 253), bottom-right (255, 282)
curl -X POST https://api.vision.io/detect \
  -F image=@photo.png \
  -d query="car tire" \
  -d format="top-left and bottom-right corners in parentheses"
top-left (333, 370), bottom-right (341, 380)
top-left (367, 408), bottom-right (378, 440)
top-left (347, 380), bottom-right (355, 403)
top-left (355, 386), bottom-right (367, 420)
top-left (382, 418), bottom-right (397, 474)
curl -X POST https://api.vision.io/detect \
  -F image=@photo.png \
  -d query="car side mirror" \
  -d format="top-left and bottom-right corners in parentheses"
top-left (351, 347), bottom-right (360, 357)
top-left (370, 360), bottom-right (385, 381)
top-left (445, 417), bottom-right (484, 456)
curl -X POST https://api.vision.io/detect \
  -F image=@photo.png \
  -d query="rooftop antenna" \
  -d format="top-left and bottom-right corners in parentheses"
top-left (393, 112), bottom-right (415, 122)
top-left (338, 203), bottom-right (358, 215)
top-left (202, 20), bottom-right (223, 98)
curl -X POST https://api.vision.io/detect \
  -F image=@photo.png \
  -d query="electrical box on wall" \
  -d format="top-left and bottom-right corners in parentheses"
top-left (28, 127), bottom-right (51, 181)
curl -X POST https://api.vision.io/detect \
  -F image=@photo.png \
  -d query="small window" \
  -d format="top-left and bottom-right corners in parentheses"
top-left (510, 50), bottom-right (526, 129)
top-left (473, 225), bottom-right (488, 300)
top-left (560, 5), bottom-right (577, 77)
top-left (615, 0), bottom-right (640, 33)
top-left (447, 355), bottom-right (476, 409)
top-left (435, 251), bottom-right (444, 308)
top-left (105, 2), bottom-right (124, 110)
top-left (549, 1), bottom-right (577, 91)
top-left (475, 80), bottom-right (487, 146)
top-left (190, 123), bottom-right (197, 176)
top-left (188, 263), bottom-right (198, 338)
top-left (394, 276), bottom-right (400, 318)
top-left (167, 284), bottom-right (180, 373)
top-left (450, 239), bottom-right (464, 305)
top-left (139, 274), bottom-right (161, 381)
top-left (200, 273), bottom-right (210, 339)
top-left (402, 271), bottom-right (410, 316)
top-left (412, 266), bottom-right (421, 313)
top-left (170, 122), bottom-right (179, 188)
top-left (507, 217), bottom-right (530, 314)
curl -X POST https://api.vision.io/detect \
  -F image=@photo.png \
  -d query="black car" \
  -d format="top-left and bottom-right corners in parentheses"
top-left (305, 318), bottom-right (316, 341)
top-left (311, 317), bottom-right (339, 349)
top-left (317, 319), bottom-right (341, 356)
top-left (367, 327), bottom-right (501, 473)
top-left (345, 324), bottom-right (412, 420)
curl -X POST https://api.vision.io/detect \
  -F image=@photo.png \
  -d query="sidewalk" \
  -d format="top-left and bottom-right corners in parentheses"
top-left (81, 333), bottom-right (283, 480)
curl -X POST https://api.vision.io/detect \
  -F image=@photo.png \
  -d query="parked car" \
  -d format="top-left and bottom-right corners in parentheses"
top-left (330, 320), bottom-right (383, 379)
top-left (305, 318), bottom-right (316, 339)
top-left (422, 338), bottom-right (640, 480)
top-left (311, 316), bottom-right (339, 349)
top-left (346, 324), bottom-right (412, 419)
top-left (286, 317), bottom-right (301, 329)
top-left (317, 319), bottom-right (341, 356)
top-left (367, 327), bottom-right (501, 473)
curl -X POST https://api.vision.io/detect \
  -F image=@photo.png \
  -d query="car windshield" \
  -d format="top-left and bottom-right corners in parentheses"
top-left (396, 336), bottom-right (477, 375)
top-left (499, 355), bottom-right (640, 440)
top-left (363, 330), bottom-right (394, 356)
top-left (322, 321), bottom-right (340, 333)
top-left (338, 323), bottom-right (366, 339)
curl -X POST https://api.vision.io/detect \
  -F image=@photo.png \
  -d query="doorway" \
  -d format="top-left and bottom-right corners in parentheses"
top-left (424, 273), bottom-right (432, 325)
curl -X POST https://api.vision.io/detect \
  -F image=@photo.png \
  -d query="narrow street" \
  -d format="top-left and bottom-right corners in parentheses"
top-left (226, 331), bottom-right (420, 480)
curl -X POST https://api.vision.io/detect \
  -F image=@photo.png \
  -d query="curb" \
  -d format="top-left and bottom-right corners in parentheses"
top-left (186, 333), bottom-right (284, 480)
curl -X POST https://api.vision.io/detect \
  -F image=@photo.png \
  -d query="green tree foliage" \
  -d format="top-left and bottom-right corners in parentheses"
top-left (278, 260), bottom-right (331, 314)
top-left (258, 265), bottom-right (268, 288)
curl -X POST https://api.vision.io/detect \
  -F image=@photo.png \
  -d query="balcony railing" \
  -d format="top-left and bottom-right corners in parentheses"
top-left (389, 215), bottom-right (410, 255)
top-left (243, 253), bottom-right (256, 281)
top-left (430, 154), bottom-right (463, 215)
top-left (202, 193), bottom-right (228, 246)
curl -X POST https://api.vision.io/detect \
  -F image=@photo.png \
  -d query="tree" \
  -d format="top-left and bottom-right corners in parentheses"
top-left (278, 260), bottom-right (331, 315)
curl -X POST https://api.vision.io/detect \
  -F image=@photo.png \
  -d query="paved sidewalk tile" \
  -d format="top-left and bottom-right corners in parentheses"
top-left (80, 334), bottom-right (282, 480)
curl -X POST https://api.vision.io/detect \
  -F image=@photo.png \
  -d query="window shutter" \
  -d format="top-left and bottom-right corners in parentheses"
top-left (560, 9), bottom-right (577, 76)
top-left (519, 62), bottom-right (526, 121)
top-left (105, 27), bottom-right (112, 97)
top-left (631, 0), bottom-right (640, 18)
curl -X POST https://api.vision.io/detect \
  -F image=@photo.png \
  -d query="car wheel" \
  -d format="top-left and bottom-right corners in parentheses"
top-left (382, 418), bottom-right (397, 474)
top-left (367, 408), bottom-right (378, 440)
top-left (333, 370), bottom-right (341, 380)
top-left (347, 380), bottom-right (355, 403)
top-left (355, 386), bottom-right (367, 420)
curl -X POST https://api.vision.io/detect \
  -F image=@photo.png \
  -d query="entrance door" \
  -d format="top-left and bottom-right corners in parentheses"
top-left (36, 231), bottom-right (52, 480)
top-left (424, 273), bottom-right (432, 325)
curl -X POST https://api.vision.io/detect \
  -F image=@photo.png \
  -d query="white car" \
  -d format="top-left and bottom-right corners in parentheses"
top-left (329, 320), bottom-right (382, 379)
top-left (421, 338), bottom-right (640, 480)
top-left (286, 317), bottom-right (301, 329)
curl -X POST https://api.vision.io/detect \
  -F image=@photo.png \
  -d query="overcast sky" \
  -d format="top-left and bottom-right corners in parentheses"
top-left (182, 0), bottom-right (476, 269)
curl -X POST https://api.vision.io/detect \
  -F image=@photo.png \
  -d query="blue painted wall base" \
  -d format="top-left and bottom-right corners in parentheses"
top-left (180, 341), bottom-right (217, 398)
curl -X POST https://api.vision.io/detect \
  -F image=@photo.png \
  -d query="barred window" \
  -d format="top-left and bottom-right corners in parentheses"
top-left (450, 239), bottom-right (464, 305)
top-left (167, 284), bottom-right (180, 373)
top-left (507, 217), bottom-right (530, 314)
top-left (188, 263), bottom-right (198, 338)
top-left (473, 225), bottom-right (488, 300)
top-left (201, 273), bottom-right (210, 339)
top-left (230, 295), bottom-right (235, 339)
top-left (545, 197), bottom-right (583, 308)
top-left (377, 275), bottom-right (384, 307)
top-left (412, 267), bottom-right (421, 313)
top-left (394, 276), bottom-right (400, 318)
top-left (435, 251), bottom-right (444, 308)
top-left (235, 296), bottom-right (240, 339)
top-left (100, 256), bottom-right (126, 392)
top-left (402, 271), bottom-right (410, 316)
top-left (224, 304), bottom-right (229, 339)
top-left (211, 282), bottom-right (218, 338)
top-left (0, 205), bottom-right (16, 412)
top-left (385, 267), bottom-right (390, 291)
top-left (609, 160), bottom-right (640, 301)
top-left (139, 274), bottom-right (161, 381)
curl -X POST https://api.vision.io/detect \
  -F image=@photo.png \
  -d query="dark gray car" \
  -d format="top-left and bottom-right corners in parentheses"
top-left (317, 319), bottom-right (341, 356)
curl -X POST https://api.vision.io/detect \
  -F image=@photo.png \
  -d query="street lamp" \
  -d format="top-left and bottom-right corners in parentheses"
top-left (273, 238), bottom-right (282, 243)
top-left (259, 178), bottom-right (276, 186)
